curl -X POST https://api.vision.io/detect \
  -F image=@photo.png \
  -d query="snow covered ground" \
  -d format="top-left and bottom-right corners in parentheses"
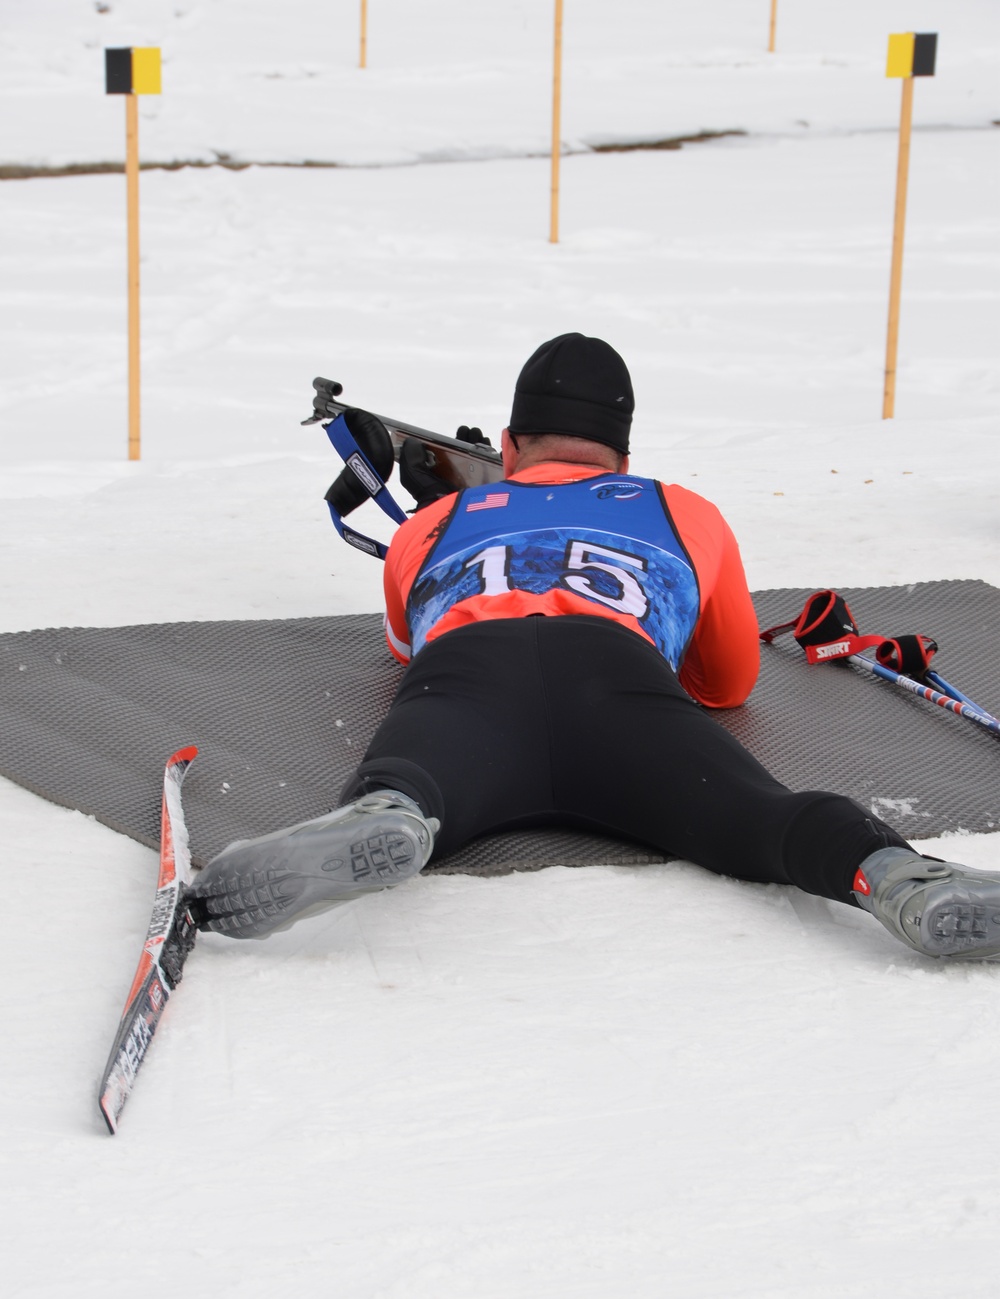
top-left (1, 2), bottom-right (999, 1296)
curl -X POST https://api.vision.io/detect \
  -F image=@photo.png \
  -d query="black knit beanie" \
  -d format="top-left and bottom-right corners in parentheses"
top-left (508, 333), bottom-right (634, 454)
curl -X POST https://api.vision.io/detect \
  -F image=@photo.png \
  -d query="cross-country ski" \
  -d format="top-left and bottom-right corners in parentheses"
top-left (98, 746), bottom-right (198, 1134)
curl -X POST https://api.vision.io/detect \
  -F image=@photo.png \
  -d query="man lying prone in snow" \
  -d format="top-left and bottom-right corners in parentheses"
top-left (187, 333), bottom-right (1000, 961)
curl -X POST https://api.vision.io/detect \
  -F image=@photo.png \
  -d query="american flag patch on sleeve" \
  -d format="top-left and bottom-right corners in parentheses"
top-left (466, 492), bottom-right (510, 512)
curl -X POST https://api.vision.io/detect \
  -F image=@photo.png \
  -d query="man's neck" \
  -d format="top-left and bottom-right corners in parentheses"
top-left (508, 460), bottom-right (610, 482)
top-left (514, 452), bottom-right (611, 472)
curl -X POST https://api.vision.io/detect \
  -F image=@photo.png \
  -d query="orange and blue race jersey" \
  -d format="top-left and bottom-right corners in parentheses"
top-left (408, 473), bottom-right (699, 666)
top-left (383, 462), bottom-right (760, 709)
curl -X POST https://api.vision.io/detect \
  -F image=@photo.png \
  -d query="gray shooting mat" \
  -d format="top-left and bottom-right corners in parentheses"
top-left (0, 580), bottom-right (996, 875)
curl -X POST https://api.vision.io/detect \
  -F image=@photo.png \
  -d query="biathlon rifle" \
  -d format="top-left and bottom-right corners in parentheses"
top-left (303, 377), bottom-right (504, 492)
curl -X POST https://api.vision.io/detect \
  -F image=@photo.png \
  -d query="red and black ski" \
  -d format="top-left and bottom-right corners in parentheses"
top-left (98, 745), bottom-right (199, 1133)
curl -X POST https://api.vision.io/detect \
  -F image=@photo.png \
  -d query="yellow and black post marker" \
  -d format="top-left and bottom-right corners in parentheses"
top-left (883, 32), bottom-right (937, 420)
top-left (105, 47), bottom-right (161, 460)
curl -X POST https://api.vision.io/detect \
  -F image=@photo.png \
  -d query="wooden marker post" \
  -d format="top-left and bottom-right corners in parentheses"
top-left (125, 91), bottom-right (140, 459)
top-left (360, 0), bottom-right (368, 69)
top-left (882, 32), bottom-right (937, 420)
top-left (550, 0), bottom-right (564, 244)
top-left (768, 0), bottom-right (778, 53)
top-left (105, 47), bottom-right (161, 460)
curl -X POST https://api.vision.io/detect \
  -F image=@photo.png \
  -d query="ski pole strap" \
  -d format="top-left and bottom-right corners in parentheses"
top-left (760, 590), bottom-right (998, 737)
top-left (875, 633), bottom-right (938, 677)
top-left (758, 589), bottom-right (886, 663)
top-left (323, 413), bottom-right (408, 561)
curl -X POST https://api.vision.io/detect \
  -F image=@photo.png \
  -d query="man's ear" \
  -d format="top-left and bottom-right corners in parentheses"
top-left (500, 428), bottom-right (519, 475)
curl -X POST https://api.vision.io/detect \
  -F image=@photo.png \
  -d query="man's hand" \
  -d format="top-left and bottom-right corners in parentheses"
top-left (455, 425), bottom-right (491, 448)
top-left (400, 426), bottom-right (492, 510)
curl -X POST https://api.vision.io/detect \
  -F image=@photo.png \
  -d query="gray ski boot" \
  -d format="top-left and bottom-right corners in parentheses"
top-left (853, 847), bottom-right (1000, 959)
top-left (188, 791), bottom-right (439, 939)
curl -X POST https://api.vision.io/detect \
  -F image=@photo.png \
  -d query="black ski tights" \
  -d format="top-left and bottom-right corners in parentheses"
top-left (342, 616), bottom-right (909, 904)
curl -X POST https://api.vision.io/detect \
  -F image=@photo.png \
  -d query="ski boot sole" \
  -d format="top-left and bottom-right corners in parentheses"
top-left (188, 793), bottom-right (437, 938)
top-left (908, 883), bottom-right (1000, 959)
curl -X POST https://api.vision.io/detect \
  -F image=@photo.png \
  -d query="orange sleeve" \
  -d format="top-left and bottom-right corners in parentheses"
top-left (382, 495), bottom-right (458, 663)
top-left (663, 485), bottom-right (760, 709)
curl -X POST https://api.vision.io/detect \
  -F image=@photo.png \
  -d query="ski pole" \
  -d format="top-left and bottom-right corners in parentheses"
top-left (925, 670), bottom-right (999, 724)
top-left (849, 653), bottom-right (1000, 739)
top-left (759, 589), bottom-right (1000, 741)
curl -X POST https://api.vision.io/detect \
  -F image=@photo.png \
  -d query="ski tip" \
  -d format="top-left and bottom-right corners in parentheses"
top-left (98, 1080), bottom-right (120, 1132)
top-left (169, 745), bottom-right (199, 765)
